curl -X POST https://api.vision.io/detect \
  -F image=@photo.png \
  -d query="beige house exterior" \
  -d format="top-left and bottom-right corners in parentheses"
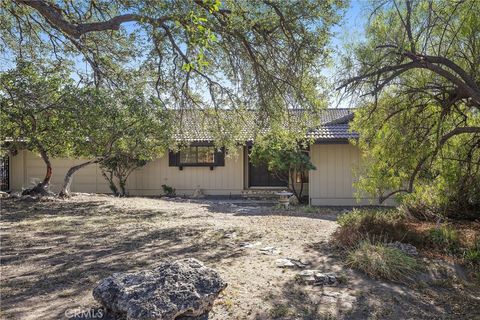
top-left (7, 143), bottom-right (384, 206)
top-left (3, 109), bottom-right (389, 206)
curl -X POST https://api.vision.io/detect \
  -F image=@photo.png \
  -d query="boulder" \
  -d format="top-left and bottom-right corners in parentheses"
top-left (93, 258), bottom-right (227, 320)
top-left (386, 241), bottom-right (418, 256)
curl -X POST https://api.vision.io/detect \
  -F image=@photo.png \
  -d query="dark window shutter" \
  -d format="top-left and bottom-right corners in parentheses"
top-left (214, 148), bottom-right (225, 166)
top-left (168, 151), bottom-right (179, 166)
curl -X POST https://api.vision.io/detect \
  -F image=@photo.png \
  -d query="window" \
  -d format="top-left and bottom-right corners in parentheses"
top-left (169, 146), bottom-right (224, 168)
top-left (179, 146), bottom-right (215, 165)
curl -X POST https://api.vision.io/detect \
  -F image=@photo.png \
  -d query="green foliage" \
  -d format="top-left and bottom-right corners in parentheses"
top-left (100, 154), bottom-right (148, 197)
top-left (337, 209), bottom-right (404, 228)
top-left (343, 0), bottom-right (480, 219)
top-left (161, 184), bottom-right (176, 197)
top-left (463, 241), bottom-right (480, 268)
top-left (250, 126), bottom-right (316, 202)
top-left (346, 240), bottom-right (419, 282)
top-left (428, 226), bottom-right (460, 254)
top-left (1, 60), bottom-right (173, 195)
top-left (1, 0), bottom-right (346, 139)
top-left (96, 86), bottom-right (171, 196)
top-left (0, 60), bottom-right (81, 191)
top-left (0, 60), bottom-right (76, 157)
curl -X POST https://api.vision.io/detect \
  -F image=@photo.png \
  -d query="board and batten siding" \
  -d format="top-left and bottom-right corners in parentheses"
top-left (9, 147), bottom-right (245, 196)
top-left (10, 150), bottom-right (111, 194)
top-left (309, 143), bottom-right (391, 206)
top-left (127, 147), bottom-right (244, 196)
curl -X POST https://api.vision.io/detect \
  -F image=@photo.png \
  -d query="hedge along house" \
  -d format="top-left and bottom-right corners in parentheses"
top-left (5, 108), bottom-right (385, 206)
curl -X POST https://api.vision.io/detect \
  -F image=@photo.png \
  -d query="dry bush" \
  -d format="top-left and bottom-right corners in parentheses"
top-left (331, 209), bottom-right (421, 249)
top-left (346, 240), bottom-right (419, 282)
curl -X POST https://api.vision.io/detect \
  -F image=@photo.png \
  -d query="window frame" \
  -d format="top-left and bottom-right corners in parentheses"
top-left (179, 146), bottom-right (216, 166)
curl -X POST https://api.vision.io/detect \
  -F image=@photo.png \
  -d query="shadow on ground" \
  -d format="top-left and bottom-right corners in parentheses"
top-left (0, 197), bottom-right (251, 319)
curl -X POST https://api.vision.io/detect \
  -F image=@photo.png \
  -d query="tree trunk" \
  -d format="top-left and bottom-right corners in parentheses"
top-left (59, 159), bottom-right (100, 197)
top-left (39, 148), bottom-right (52, 188)
top-left (298, 171), bottom-right (305, 203)
top-left (119, 177), bottom-right (127, 197)
top-left (289, 170), bottom-right (299, 201)
top-left (22, 148), bottom-right (52, 196)
top-left (101, 170), bottom-right (119, 196)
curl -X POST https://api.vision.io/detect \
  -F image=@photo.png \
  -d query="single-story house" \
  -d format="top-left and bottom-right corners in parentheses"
top-left (2, 108), bottom-right (388, 206)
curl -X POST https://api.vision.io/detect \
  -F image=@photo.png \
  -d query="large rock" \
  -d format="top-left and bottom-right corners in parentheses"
top-left (93, 258), bottom-right (227, 320)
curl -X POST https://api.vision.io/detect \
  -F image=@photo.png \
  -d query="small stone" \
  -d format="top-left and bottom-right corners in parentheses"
top-left (260, 246), bottom-right (281, 255)
top-left (314, 272), bottom-right (338, 286)
top-left (296, 270), bottom-right (340, 286)
top-left (276, 258), bottom-right (296, 268)
top-left (240, 241), bottom-right (262, 248)
top-left (296, 270), bottom-right (316, 284)
top-left (275, 258), bottom-right (308, 268)
top-left (192, 187), bottom-right (205, 199)
top-left (387, 241), bottom-right (418, 256)
top-left (224, 232), bottom-right (237, 239)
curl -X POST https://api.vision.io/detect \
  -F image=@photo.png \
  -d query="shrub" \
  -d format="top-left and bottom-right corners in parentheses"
top-left (464, 248), bottom-right (480, 266)
top-left (463, 239), bottom-right (480, 269)
top-left (269, 303), bottom-right (290, 318)
top-left (428, 225), bottom-right (460, 254)
top-left (332, 209), bottom-right (414, 248)
top-left (346, 240), bottom-right (419, 282)
top-left (161, 184), bottom-right (176, 197)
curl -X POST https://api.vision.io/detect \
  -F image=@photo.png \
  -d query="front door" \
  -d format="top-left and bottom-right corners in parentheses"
top-left (248, 161), bottom-right (286, 187)
top-left (247, 146), bottom-right (287, 188)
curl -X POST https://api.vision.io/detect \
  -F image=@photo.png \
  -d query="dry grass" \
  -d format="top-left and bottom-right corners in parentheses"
top-left (331, 209), bottom-right (420, 248)
top-left (346, 240), bottom-right (419, 282)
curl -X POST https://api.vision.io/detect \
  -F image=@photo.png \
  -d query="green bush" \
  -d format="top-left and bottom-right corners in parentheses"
top-left (332, 209), bottom-right (415, 248)
top-left (161, 184), bottom-right (176, 197)
top-left (337, 208), bottom-right (404, 227)
top-left (464, 248), bottom-right (480, 265)
top-left (463, 239), bottom-right (480, 268)
top-left (346, 240), bottom-right (419, 282)
top-left (428, 225), bottom-right (460, 254)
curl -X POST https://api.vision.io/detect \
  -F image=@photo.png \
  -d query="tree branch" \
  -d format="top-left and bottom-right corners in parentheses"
top-left (15, 0), bottom-right (172, 38)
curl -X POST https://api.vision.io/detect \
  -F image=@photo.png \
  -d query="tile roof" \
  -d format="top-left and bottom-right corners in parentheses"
top-left (307, 124), bottom-right (359, 140)
top-left (173, 108), bottom-right (357, 142)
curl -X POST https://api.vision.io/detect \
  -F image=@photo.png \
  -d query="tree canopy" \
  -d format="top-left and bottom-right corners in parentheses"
top-left (250, 125), bottom-right (315, 202)
top-left (340, 0), bottom-right (480, 216)
top-left (2, 0), bottom-right (346, 128)
top-left (0, 61), bottom-right (78, 193)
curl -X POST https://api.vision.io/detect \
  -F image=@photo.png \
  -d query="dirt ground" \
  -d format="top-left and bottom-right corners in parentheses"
top-left (1, 194), bottom-right (479, 320)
